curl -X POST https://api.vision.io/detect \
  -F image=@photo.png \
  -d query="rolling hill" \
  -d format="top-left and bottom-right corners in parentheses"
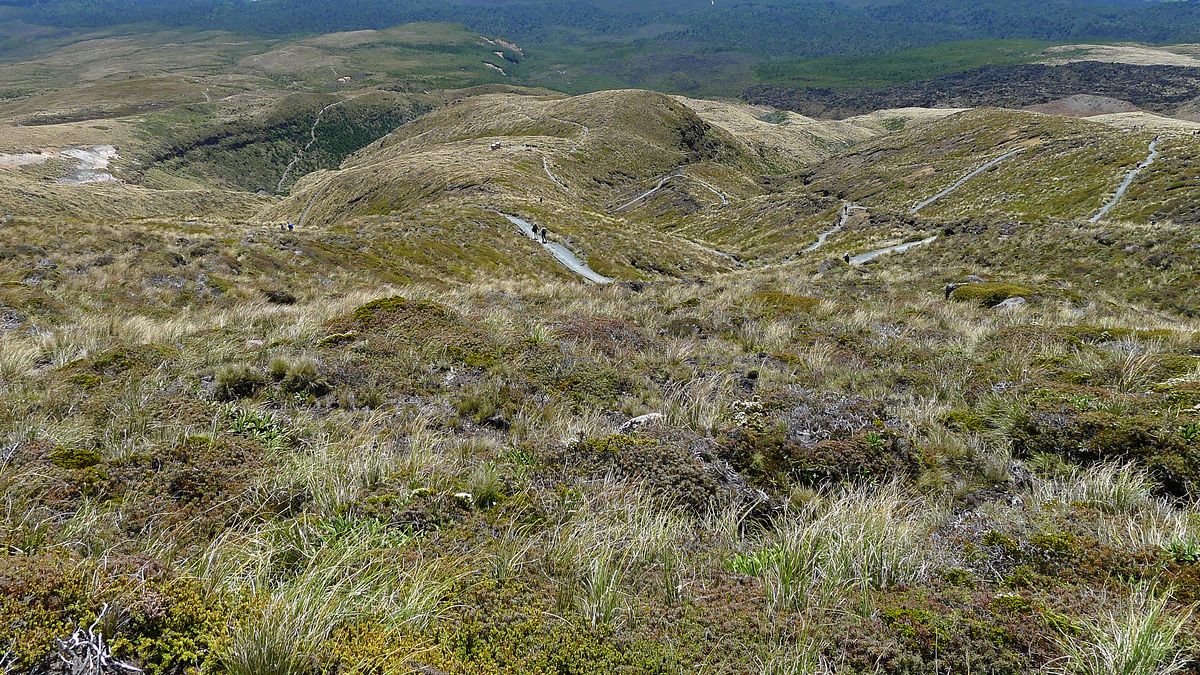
top-left (4, 19), bottom-right (1200, 675)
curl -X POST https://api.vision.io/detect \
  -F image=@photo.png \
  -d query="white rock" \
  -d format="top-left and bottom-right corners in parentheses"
top-left (619, 412), bottom-right (664, 434)
top-left (992, 297), bottom-right (1027, 311)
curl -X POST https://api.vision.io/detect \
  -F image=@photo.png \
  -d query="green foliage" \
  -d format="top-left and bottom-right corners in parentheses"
top-left (745, 292), bottom-right (819, 318)
top-left (215, 364), bottom-right (267, 401)
top-left (756, 40), bottom-right (1053, 89)
top-left (940, 568), bottom-right (975, 588)
top-left (1162, 538), bottom-right (1200, 565)
top-left (50, 446), bottom-right (102, 469)
top-left (467, 462), bottom-right (506, 509)
top-left (983, 530), bottom-right (1020, 556)
top-left (560, 432), bottom-right (719, 510)
top-left (950, 282), bottom-right (1037, 308)
top-left (721, 426), bottom-right (918, 491)
top-left (0, 556), bottom-right (91, 669)
top-left (280, 357), bottom-right (331, 397)
top-left (1051, 583), bottom-right (1192, 675)
top-left (228, 408), bottom-right (290, 451)
top-left (990, 593), bottom-right (1034, 614)
top-left (727, 547), bottom-right (780, 576)
top-left (1009, 409), bottom-right (1197, 497)
top-left (943, 410), bottom-right (986, 432)
top-left (110, 579), bottom-right (229, 675)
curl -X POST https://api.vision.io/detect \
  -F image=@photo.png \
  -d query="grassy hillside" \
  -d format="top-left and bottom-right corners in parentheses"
top-left (5, 60), bottom-right (1200, 674)
top-left (3, 199), bottom-right (1200, 673)
top-left (800, 108), bottom-right (1167, 222)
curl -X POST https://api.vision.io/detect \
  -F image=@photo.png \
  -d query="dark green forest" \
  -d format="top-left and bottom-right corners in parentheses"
top-left (5, 0), bottom-right (1200, 60)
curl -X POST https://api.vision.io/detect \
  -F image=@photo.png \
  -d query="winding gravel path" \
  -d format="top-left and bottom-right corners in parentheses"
top-left (1089, 137), bottom-right (1160, 223)
top-left (542, 156), bottom-right (570, 191)
top-left (617, 174), bottom-right (685, 211)
top-left (688, 176), bottom-right (729, 205)
top-left (804, 202), bottom-right (864, 253)
top-left (850, 235), bottom-right (938, 265)
top-left (910, 148), bottom-right (1026, 214)
top-left (502, 214), bottom-right (612, 283)
top-left (277, 95), bottom-right (362, 192)
top-left (617, 172), bottom-right (730, 211)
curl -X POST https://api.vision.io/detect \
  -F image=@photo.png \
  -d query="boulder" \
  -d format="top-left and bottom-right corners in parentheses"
top-left (992, 297), bottom-right (1027, 311)
top-left (619, 412), bottom-right (664, 434)
top-left (817, 258), bottom-right (845, 273)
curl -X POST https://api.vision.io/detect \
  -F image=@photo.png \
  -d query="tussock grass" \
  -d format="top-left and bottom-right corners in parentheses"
top-left (739, 483), bottom-right (936, 612)
top-left (2, 125), bottom-right (1200, 673)
top-left (1051, 583), bottom-right (1193, 675)
top-left (199, 519), bottom-right (451, 675)
top-left (1034, 462), bottom-right (1155, 515)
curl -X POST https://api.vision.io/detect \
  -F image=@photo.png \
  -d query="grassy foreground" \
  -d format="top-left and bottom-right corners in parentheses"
top-left (2, 197), bottom-right (1200, 674)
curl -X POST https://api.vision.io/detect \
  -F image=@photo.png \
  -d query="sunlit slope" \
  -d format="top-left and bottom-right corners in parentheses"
top-left (802, 108), bottom-right (1200, 223)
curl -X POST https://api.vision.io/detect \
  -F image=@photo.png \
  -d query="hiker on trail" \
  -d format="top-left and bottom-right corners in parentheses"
top-left (843, 253), bottom-right (850, 264)
top-left (540, 227), bottom-right (547, 243)
top-left (280, 224), bottom-right (286, 231)
top-left (288, 223), bottom-right (294, 231)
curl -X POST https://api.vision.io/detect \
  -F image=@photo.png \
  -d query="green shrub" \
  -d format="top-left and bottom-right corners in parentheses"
top-left (215, 364), bottom-right (266, 401)
top-left (281, 357), bottom-right (330, 396)
top-left (558, 431), bottom-right (719, 510)
top-left (110, 579), bottom-right (229, 675)
top-left (943, 410), bottom-right (986, 432)
top-left (746, 292), bottom-right (820, 317)
top-left (268, 356), bottom-right (290, 381)
top-left (950, 283), bottom-right (1037, 308)
top-left (49, 446), bottom-right (102, 470)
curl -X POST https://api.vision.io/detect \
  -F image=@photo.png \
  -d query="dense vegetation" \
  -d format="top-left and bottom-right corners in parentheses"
top-left (6, 0), bottom-right (1200, 98)
top-left (746, 61), bottom-right (1200, 118)
top-left (5, 0), bottom-right (1200, 665)
top-left (3, 75), bottom-right (1200, 672)
top-left (136, 93), bottom-right (431, 192)
top-left (9, 0), bottom-right (1200, 54)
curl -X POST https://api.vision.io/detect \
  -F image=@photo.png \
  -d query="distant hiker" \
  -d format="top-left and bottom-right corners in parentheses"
top-left (288, 223), bottom-right (294, 231)
top-left (843, 253), bottom-right (850, 264)
top-left (280, 224), bottom-right (286, 231)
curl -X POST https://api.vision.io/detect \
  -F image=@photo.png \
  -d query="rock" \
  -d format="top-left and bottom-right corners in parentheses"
top-left (482, 413), bottom-right (510, 431)
top-left (961, 275), bottom-right (986, 283)
top-left (817, 257), bottom-right (845, 273)
top-left (1, 310), bottom-right (24, 330)
top-left (619, 412), bottom-right (664, 434)
top-left (1146, 252), bottom-right (1180, 270)
top-left (262, 289), bottom-right (296, 305)
top-left (992, 297), bottom-right (1027, 311)
top-left (246, 339), bottom-right (264, 348)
